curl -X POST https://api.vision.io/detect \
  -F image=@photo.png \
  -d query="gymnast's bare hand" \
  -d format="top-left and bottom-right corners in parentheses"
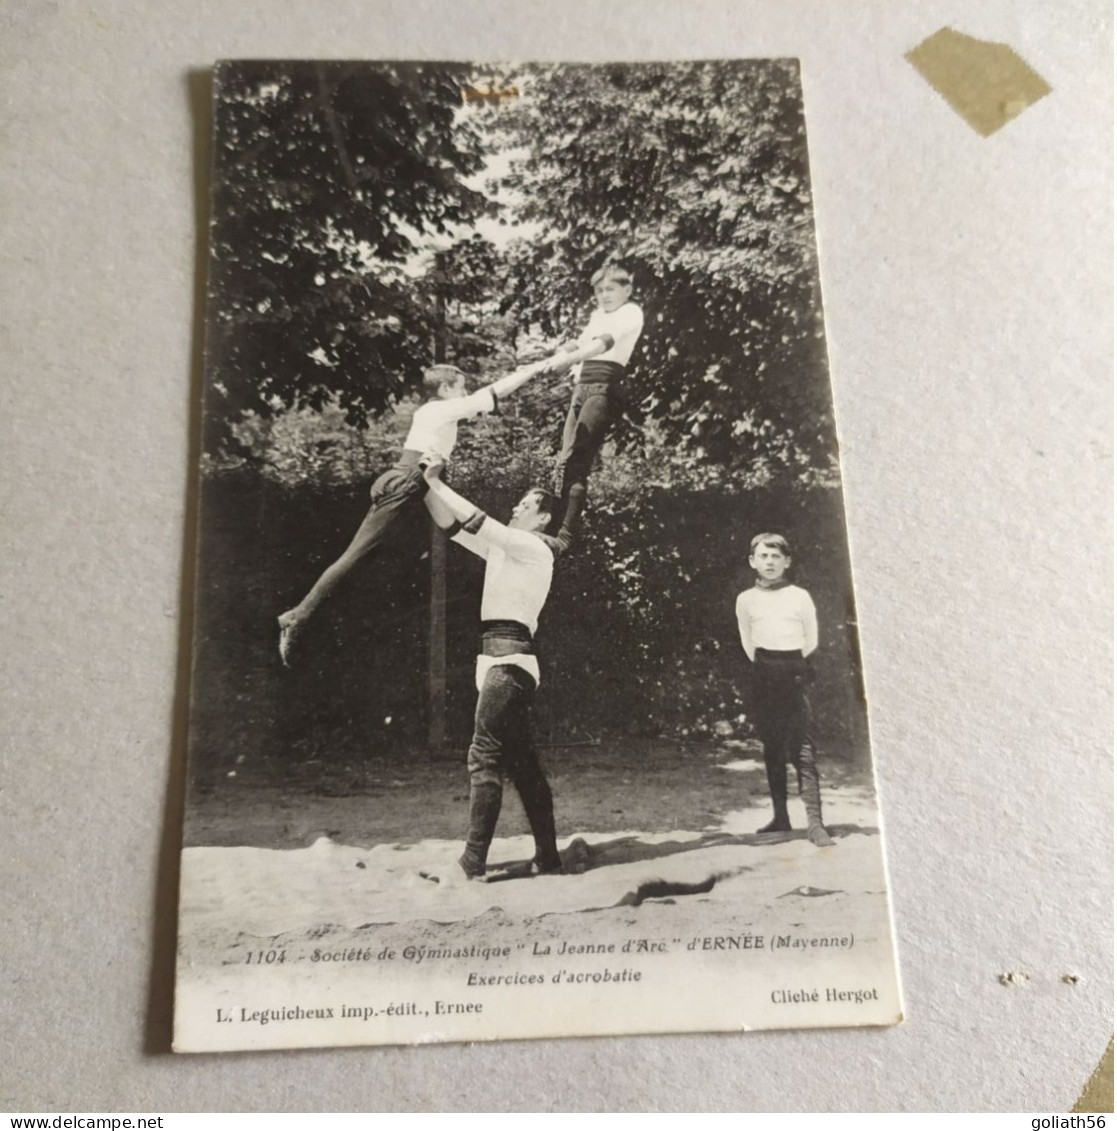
top-left (539, 351), bottom-right (576, 376)
top-left (419, 451), bottom-right (445, 479)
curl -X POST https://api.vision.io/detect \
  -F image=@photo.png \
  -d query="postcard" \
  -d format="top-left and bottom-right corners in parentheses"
top-left (173, 58), bottom-right (903, 1052)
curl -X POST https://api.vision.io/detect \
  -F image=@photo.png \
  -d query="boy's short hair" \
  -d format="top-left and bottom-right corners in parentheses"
top-left (591, 263), bottom-right (633, 288)
top-left (526, 487), bottom-right (557, 532)
top-left (749, 532), bottom-right (791, 556)
top-left (422, 364), bottom-right (467, 396)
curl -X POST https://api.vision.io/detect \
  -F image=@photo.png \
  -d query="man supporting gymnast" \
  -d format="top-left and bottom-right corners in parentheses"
top-left (420, 455), bottom-right (583, 879)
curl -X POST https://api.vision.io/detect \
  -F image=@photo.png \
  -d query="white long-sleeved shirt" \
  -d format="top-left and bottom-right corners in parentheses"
top-left (452, 517), bottom-right (555, 690)
top-left (574, 301), bottom-right (644, 373)
top-left (402, 386), bottom-right (498, 460)
top-left (735, 585), bottom-right (818, 661)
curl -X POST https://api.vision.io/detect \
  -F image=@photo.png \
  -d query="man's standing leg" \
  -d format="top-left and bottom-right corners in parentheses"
top-left (461, 665), bottom-right (520, 878)
top-left (502, 668), bottom-right (563, 874)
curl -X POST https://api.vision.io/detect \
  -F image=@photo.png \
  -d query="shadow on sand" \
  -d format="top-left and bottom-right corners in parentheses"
top-left (481, 823), bottom-right (879, 906)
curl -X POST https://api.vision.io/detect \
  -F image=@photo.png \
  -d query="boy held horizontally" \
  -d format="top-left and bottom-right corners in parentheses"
top-left (278, 344), bottom-right (603, 666)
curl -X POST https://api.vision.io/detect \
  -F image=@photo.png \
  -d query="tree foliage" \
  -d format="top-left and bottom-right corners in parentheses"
top-left (488, 61), bottom-right (836, 479)
top-left (205, 61), bottom-right (490, 456)
top-left (197, 63), bottom-right (862, 750)
top-left (207, 60), bottom-right (837, 481)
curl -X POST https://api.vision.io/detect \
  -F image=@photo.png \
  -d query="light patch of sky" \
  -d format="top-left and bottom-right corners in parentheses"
top-left (278, 73), bottom-right (541, 284)
top-left (468, 144), bottom-right (543, 246)
top-left (401, 107), bottom-right (542, 278)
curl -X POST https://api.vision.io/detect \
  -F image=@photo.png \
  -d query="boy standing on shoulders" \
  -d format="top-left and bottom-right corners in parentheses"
top-left (735, 533), bottom-right (835, 848)
top-left (540, 263), bottom-right (644, 511)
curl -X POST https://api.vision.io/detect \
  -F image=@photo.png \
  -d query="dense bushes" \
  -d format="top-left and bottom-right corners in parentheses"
top-left (185, 466), bottom-right (868, 796)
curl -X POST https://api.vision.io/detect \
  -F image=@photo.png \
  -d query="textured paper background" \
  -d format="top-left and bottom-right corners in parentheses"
top-left (0, 0), bottom-right (1111, 1113)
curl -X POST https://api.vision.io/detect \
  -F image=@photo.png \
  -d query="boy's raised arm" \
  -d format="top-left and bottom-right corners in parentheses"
top-left (430, 348), bottom-right (606, 423)
top-left (418, 362), bottom-right (548, 428)
top-left (487, 359), bottom-right (550, 400)
top-left (538, 333), bottom-right (616, 375)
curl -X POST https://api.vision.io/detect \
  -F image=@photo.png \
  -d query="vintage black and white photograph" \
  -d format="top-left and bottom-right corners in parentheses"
top-left (174, 58), bottom-right (903, 1052)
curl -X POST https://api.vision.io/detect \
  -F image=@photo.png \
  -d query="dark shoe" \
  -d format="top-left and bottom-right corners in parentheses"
top-left (458, 851), bottom-right (487, 880)
top-left (756, 815), bottom-right (792, 835)
top-left (530, 855), bottom-right (566, 876)
top-left (462, 780), bottom-right (503, 878)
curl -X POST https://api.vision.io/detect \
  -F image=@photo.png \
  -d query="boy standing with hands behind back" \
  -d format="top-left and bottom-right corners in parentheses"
top-left (736, 533), bottom-right (835, 848)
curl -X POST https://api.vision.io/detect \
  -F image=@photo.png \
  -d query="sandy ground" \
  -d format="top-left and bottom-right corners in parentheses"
top-left (175, 759), bottom-right (902, 1051)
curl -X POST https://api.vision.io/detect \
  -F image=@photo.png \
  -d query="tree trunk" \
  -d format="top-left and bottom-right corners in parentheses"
top-left (427, 281), bottom-right (449, 752)
top-left (427, 524), bottom-right (447, 752)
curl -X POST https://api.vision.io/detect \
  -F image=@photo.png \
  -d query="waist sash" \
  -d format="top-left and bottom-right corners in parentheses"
top-left (754, 647), bottom-right (806, 670)
top-left (576, 359), bottom-right (626, 388)
top-left (481, 619), bottom-right (534, 657)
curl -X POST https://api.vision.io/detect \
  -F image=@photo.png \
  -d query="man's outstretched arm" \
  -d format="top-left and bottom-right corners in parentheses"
top-left (421, 461), bottom-right (490, 559)
top-left (420, 459), bottom-right (482, 526)
top-left (423, 482), bottom-right (459, 531)
top-left (421, 458), bottom-right (544, 560)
